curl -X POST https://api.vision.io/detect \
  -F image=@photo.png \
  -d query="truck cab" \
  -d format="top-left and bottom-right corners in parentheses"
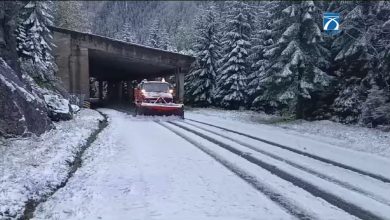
top-left (134, 80), bottom-right (184, 118)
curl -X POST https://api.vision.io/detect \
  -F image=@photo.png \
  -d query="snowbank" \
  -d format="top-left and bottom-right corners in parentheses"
top-left (187, 108), bottom-right (390, 158)
top-left (0, 109), bottom-right (104, 219)
top-left (275, 120), bottom-right (390, 158)
top-left (187, 107), bottom-right (284, 124)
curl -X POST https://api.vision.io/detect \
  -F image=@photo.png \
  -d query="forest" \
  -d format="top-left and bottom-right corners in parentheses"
top-left (3, 2), bottom-right (390, 219)
top-left (183, 1), bottom-right (390, 130)
top-left (1, 1), bottom-right (390, 138)
top-left (63, 1), bottom-right (390, 129)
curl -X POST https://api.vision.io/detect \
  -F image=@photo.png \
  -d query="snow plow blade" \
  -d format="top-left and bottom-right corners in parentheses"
top-left (136, 103), bottom-right (184, 118)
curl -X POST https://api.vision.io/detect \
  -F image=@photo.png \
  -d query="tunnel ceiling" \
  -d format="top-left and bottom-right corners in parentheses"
top-left (89, 49), bottom-right (177, 81)
top-left (50, 26), bottom-right (194, 83)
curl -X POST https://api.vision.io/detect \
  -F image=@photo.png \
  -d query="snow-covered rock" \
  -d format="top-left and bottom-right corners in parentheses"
top-left (43, 94), bottom-right (72, 121)
top-left (70, 104), bottom-right (80, 113)
top-left (0, 58), bottom-right (52, 137)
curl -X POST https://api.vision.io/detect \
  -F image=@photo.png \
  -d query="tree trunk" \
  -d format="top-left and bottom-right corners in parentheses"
top-left (295, 64), bottom-right (304, 119)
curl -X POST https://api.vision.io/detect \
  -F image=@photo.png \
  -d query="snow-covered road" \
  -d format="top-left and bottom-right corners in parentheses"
top-left (32, 109), bottom-right (390, 220)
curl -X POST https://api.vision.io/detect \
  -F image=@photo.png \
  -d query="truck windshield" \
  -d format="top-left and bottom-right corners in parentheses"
top-left (143, 83), bottom-right (169, 92)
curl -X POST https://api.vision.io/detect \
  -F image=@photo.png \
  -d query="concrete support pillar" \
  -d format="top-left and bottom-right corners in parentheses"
top-left (107, 81), bottom-right (124, 102)
top-left (107, 81), bottom-right (114, 102)
top-left (53, 32), bottom-right (72, 91)
top-left (69, 46), bottom-right (90, 100)
top-left (117, 81), bottom-right (123, 101)
top-left (175, 68), bottom-right (184, 103)
top-left (127, 80), bottom-right (133, 101)
top-left (98, 81), bottom-right (103, 101)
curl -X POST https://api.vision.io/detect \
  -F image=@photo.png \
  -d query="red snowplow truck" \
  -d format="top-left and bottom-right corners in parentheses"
top-left (134, 80), bottom-right (184, 118)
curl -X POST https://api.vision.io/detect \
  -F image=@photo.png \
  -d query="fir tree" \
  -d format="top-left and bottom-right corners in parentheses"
top-left (331, 1), bottom-right (390, 124)
top-left (16, 1), bottom-right (56, 81)
top-left (147, 19), bottom-right (174, 51)
top-left (114, 22), bottom-right (136, 43)
top-left (259, 1), bottom-right (333, 117)
top-left (147, 19), bottom-right (162, 49)
top-left (247, 2), bottom-right (275, 110)
top-left (53, 1), bottom-right (90, 32)
top-left (174, 21), bottom-right (195, 53)
top-left (214, 1), bottom-right (252, 109)
top-left (360, 85), bottom-right (390, 128)
top-left (184, 5), bottom-right (221, 106)
top-left (160, 28), bottom-right (174, 51)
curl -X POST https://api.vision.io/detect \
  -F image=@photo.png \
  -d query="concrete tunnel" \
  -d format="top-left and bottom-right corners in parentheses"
top-left (50, 26), bottom-right (195, 107)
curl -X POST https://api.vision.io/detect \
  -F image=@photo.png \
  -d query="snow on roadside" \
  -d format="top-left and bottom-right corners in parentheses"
top-left (275, 120), bottom-right (390, 158)
top-left (0, 109), bottom-right (104, 219)
top-left (187, 108), bottom-right (390, 158)
top-left (33, 109), bottom-right (293, 220)
top-left (187, 107), bottom-right (283, 124)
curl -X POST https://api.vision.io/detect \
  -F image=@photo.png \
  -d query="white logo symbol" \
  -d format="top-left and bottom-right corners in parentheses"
top-left (324, 16), bottom-right (339, 31)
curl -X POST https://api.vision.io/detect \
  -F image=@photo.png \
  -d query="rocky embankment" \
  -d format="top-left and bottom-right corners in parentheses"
top-left (0, 58), bottom-right (52, 137)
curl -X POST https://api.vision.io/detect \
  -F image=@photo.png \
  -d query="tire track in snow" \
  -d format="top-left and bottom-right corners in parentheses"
top-left (157, 121), bottom-right (317, 220)
top-left (186, 118), bottom-right (390, 184)
top-left (182, 120), bottom-right (390, 207)
top-left (168, 121), bottom-right (385, 220)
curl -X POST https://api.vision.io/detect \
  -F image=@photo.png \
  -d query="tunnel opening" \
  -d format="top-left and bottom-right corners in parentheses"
top-left (88, 49), bottom-right (179, 109)
top-left (51, 26), bottom-right (194, 110)
top-left (89, 76), bottom-right (177, 109)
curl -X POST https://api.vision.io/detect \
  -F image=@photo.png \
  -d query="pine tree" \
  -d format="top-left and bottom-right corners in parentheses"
top-left (53, 1), bottom-right (90, 32)
top-left (214, 1), bottom-right (252, 109)
top-left (360, 84), bottom-right (390, 128)
top-left (331, 1), bottom-right (390, 124)
top-left (16, 1), bottom-right (56, 81)
top-left (160, 28), bottom-right (174, 51)
top-left (147, 19), bottom-right (162, 49)
top-left (184, 5), bottom-right (221, 106)
top-left (247, 2), bottom-right (275, 110)
top-left (359, 1), bottom-right (390, 127)
top-left (114, 22), bottom-right (136, 43)
top-left (174, 21), bottom-right (195, 53)
top-left (259, 1), bottom-right (333, 117)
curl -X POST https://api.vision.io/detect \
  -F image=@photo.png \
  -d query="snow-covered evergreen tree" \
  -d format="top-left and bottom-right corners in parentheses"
top-left (53, 1), bottom-right (90, 32)
top-left (174, 21), bottom-right (195, 52)
top-left (16, 1), bottom-right (56, 81)
top-left (247, 2), bottom-right (275, 109)
top-left (258, 1), bottom-right (333, 117)
top-left (184, 5), bottom-right (221, 106)
top-left (147, 19), bottom-right (162, 49)
top-left (359, 1), bottom-right (390, 127)
top-left (331, 1), bottom-right (390, 124)
top-left (147, 19), bottom-right (174, 51)
top-left (114, 22), bottom-right (136, 43)
top-left (160, 28), bottom-right (174, 51)
top-left (360, 84), bottom-right (390, 128)
top-left (214, 1), bottom-right (252, 109)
